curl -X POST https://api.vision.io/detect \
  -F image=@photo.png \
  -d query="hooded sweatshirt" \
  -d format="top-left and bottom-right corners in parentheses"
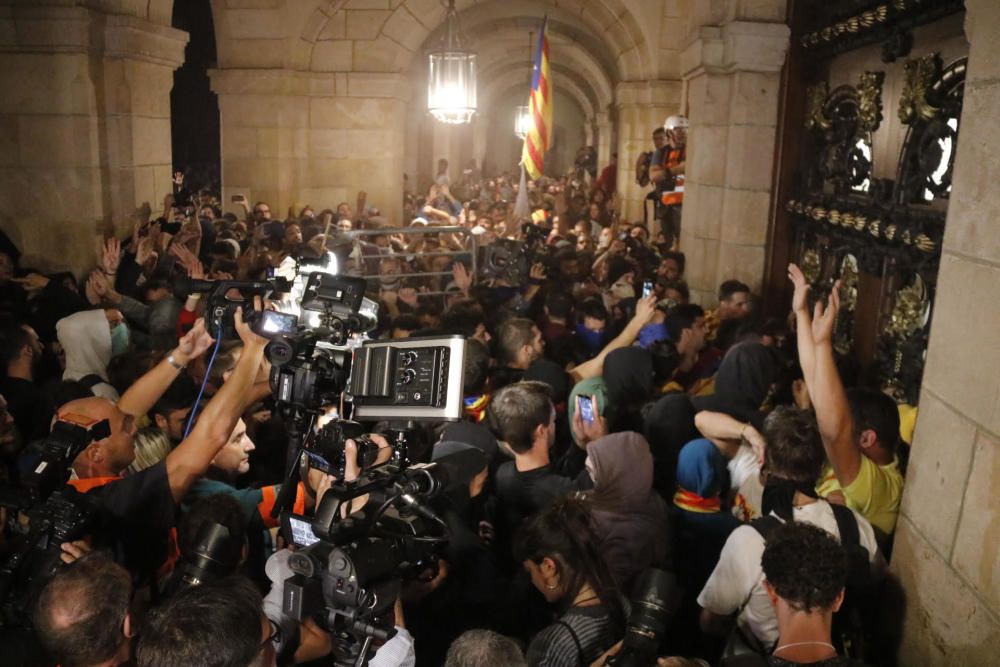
top-left (586, 432), bottom-right (670, 591)
top-left (56, 309), bottom-right (119, 401)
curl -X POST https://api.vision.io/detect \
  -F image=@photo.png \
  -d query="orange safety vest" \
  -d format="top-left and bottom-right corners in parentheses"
top-left (660, 147), bottom-right (685, 206)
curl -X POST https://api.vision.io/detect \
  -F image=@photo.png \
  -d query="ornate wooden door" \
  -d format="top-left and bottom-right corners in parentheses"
top-left (766, 0), bottom-right (968, 404)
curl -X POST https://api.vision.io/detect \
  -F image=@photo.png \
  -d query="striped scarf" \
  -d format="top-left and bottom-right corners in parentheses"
top-left (464, 394), bottom-right (490, 423)
top-left (673, 487), bottom-right (721, 514)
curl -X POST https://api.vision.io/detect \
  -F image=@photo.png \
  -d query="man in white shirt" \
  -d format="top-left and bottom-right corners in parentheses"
top-left (697, 406), bottom-right (884, 650)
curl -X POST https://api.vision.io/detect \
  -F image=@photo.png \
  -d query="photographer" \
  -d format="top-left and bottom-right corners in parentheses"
top-left (55, 311), bottom-right (267, 578)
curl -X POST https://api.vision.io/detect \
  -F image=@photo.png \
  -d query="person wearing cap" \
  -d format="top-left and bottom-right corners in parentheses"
top-left (650, 115), bottom-right (688, 249)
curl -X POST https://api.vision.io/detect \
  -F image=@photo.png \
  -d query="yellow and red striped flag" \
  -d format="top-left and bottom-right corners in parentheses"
top-left (521, 17), bottom-right (553, 180)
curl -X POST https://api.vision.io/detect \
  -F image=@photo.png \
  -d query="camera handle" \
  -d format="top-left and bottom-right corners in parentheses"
top-left (271, 427), bottom-right (308, 520)
top-left (381, 421), bottom-right (418, 468)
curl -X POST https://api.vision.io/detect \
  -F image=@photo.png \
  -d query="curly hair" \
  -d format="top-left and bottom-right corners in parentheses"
top-left (761, 522), bottom-right (847, 613)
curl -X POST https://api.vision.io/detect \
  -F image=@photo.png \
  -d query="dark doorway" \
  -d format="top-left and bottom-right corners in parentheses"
top-left (171, 0), bottom-right (220, 195)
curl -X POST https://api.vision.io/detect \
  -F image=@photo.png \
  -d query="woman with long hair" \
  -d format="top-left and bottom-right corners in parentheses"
top-left (515, 497), bottom-right (626, 667)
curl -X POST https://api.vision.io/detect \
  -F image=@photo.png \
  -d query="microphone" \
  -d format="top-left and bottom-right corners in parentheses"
top-left (397, 447), bottom-right (488, 499)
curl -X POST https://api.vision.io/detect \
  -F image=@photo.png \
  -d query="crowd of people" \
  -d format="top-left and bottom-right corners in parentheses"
top-left (0, 132), bottom-right (909, 667)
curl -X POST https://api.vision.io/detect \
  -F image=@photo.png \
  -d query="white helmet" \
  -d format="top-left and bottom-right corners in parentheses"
top-left (664, 115), bottom-right (689, 130)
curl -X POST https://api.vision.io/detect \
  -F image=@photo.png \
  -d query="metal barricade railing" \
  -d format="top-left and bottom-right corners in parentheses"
top-left (335, 226), bottom-right (478, 297)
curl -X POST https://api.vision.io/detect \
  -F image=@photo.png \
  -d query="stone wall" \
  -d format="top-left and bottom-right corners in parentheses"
top-left (889, 0), bottom-right (1000, 663)
top-left (678, 2), bottom-right (789, 305)
top-left (0, 3), bottom-right (186, 275)
top-left (210, 69), bottom-right (408, 223)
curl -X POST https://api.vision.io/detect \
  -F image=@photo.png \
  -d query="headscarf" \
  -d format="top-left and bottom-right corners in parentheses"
top-left (673, 438), bottom-right (729, 513)
top-left (587, 432), bottom-right (654, 513)
top-left (691, 342), bottom-right (780, 430)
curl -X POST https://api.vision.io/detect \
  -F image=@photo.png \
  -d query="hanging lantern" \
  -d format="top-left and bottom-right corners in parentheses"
top-left (514, 104), bottom-right (531, 139)
top-left (427, 0), bottom-right (476, 125)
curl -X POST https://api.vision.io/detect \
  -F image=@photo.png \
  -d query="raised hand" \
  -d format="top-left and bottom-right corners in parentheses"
top-left (136, 235), bottom-right (158, 267)
top-left (571, 394), bottom-right (608, 448)
top-left (84, 272), bottom-right (102, 305)
top-left (170, 243), bottom-right (204, 279)
top-left (173, 171), bottom-right (184, 187)
top-left (174, 318), bottom-right (215, 365)
top-left (787, 263), bottom-right (810, 314)
top-left (811, 280), bottom-right (841, 345)
top-left (233, 299), bottom-right (268, 349)
top-left (633, 293), bottom-right (657, 325)
top-left (452, 262), bottom-right (472, 294)
top-left (529, 262), bottom-right (547, 281)
top-left (100, 237), bottom-right (122, 275)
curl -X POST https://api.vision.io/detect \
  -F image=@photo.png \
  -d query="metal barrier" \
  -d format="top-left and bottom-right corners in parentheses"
top-left (334, 225), bottom-right (478, 297)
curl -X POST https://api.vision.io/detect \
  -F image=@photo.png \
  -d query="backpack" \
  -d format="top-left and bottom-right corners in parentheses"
top-left (78, 374), bottom-right (107, 392)
top-left (750, 504), bottom-right (875, 659)
top-left (635, 151), bottom-right (652, 186)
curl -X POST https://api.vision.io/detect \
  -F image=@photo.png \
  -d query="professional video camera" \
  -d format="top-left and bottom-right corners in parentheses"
top-left (607, 569), bottom-right (679, 667)
top-left (245, 258), bottom-right (470, 665)
top-left (179, 276), bottom-right (292, 339)
top-left (281, 447), bottom-right (485, 666)
top-left (477, 221), bottom-right (551, 285)
top-left (0, 415), bottom-right (111, 625)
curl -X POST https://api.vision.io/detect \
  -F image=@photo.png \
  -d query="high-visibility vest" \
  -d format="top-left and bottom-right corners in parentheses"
top-left (660, 147), bottom-right (685, 206)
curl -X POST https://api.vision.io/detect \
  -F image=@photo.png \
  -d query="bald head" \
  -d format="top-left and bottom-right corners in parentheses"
top-left (58, 397), bottom-right (137, 478)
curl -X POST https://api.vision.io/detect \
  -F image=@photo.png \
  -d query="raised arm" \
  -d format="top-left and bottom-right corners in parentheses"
top-left (164, 310), bottom-right (268, 502)
top-left (570, 294), bottom-right (656, 382)
top-left (794, 276), bottom-right (862, 485)
top-left (788, 264), bottom-right (817, 387)
top-left (117, 318), bottom-right (215, 418)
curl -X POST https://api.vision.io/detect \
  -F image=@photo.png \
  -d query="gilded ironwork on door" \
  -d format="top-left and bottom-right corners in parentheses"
top-left (896, 54), bottom-right (966, 205)
top-left (803, 71), bottom-right (885, 195)
top-left (787, 53), bottom-right (967, 403)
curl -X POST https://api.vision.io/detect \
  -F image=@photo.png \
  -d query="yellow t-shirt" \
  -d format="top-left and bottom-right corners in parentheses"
top-left (816, 455), bottom-right (903, 535)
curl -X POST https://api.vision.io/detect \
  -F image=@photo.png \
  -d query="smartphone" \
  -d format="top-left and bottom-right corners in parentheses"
top-left (231, 194), bottom-right (243, 203)
top-left (578, 394), bottom-right (595, 424)
top-left (642, 279), bottom-right (654, 298)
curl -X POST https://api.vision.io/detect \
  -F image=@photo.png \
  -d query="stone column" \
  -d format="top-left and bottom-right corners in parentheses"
top-left (0, 4), bottom-right (187, 275)
top-left (595, 110), bottom-right (613, 175)
top-left (889, 1), bottom-right (1000, 664)
top-left (614, 81), bottom-right (680, 224)
top-left (679, 14), bottom-right (789, 305)
top-left (210, 70), bottom-right (407, 225)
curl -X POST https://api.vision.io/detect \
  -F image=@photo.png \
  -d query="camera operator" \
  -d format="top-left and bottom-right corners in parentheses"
top-left (55, 311), bottom-right (268, 579)
top-left (138, 576), bottom-right (279, 667)
top-left (649, 116), bottom-right (688, 249)
top-left (33, 551), bottom-right (136, 667)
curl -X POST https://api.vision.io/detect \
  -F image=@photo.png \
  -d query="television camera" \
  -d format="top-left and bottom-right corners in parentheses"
top-left (477, 221), bottom-right (551, 285)
top-left (236, 263), bottom-right (470, 666)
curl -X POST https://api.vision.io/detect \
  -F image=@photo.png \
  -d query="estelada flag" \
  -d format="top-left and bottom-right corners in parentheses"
top-left (520, 17), bottom-right (553, 180)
